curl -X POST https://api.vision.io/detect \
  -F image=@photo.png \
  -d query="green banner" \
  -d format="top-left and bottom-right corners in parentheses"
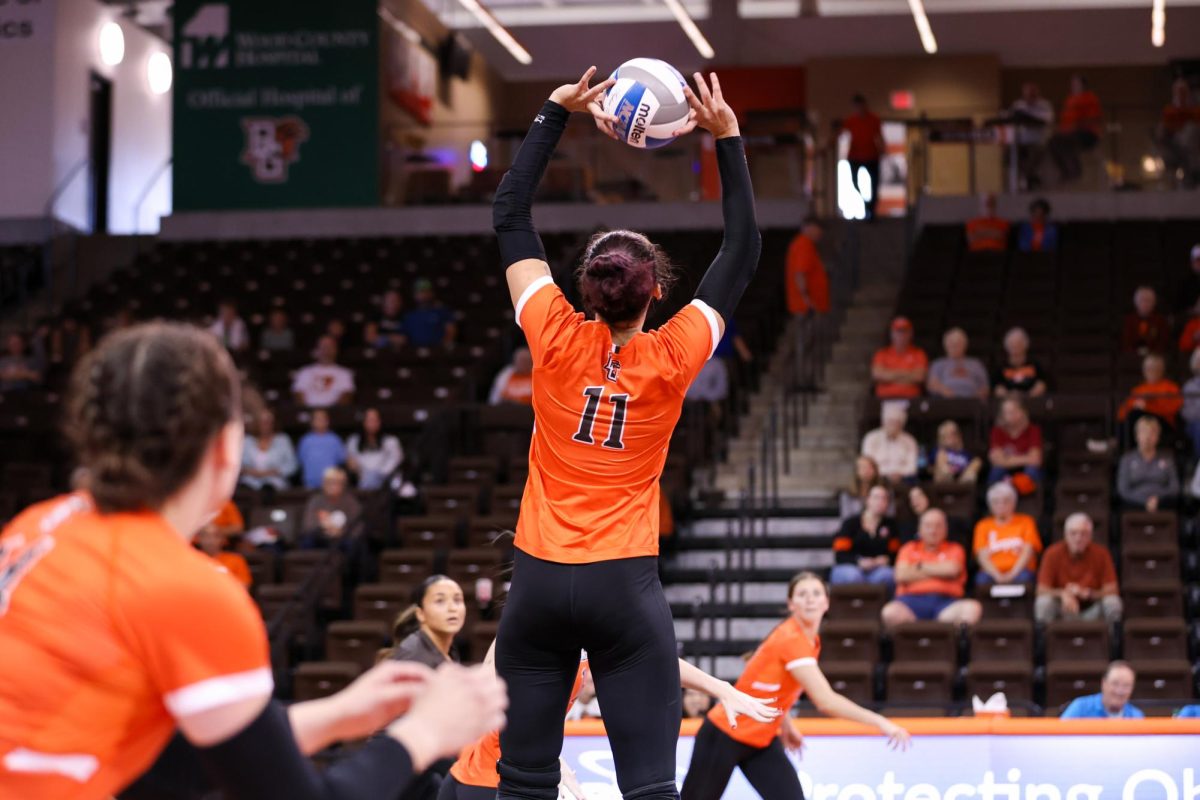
top-left (173, 0), bottom-right (378, 210)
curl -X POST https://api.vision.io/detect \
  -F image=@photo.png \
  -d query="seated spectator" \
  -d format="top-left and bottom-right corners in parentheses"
top-left (346, 407), bottom-right (403, 491)
top-left (993, 327), bottom-right (1048, 397)
top-left (378, 289), bottom-right (406, 348)
top-left (1121, 286), bottom-right (1170, 355)
top-left (871, 317), bottom-right (927, 399)
top-left (298, 409), bottom-right (346, 490)
top-left (259, 309), bottom-right (295, 352)
top-left (881, 509), bottom-right (981, 628)
top-left (973, 482), bottom-right (1042, 586)
top-left (682, 688), bottom-right (712, 719)
top-left (898, 485), bottom-right (972, 552)
top-left (1157, 77), bottom-right (1200, 189)
top-left (325, 319), bottom-right (348, 348)
top-left (0, 332), bottom-right (42, 392)
top-left (1015, 198), bottom-right (1059, 254)
top-left (489, 347), bottom-right (535, 406)
top-left (1178, 298), bottom-right (1200, 355)
top-left (831, 485), bottom-right (899, 589)
top-left (1183, 244), bottom-right (1200, 313)
top-left (566, 669), bottom-right (601, 720)
top-left (1048, 74), bottom-right (1103, 183)
top-left (1117, 353), bottom-right (1182, 433)
top-left (1035, 512), bottom-right (1121, 624)
top-left (861, 402), bottom-right (919, 484)
top-left (48, 316), bottom-right (91, 367)
top-left (210, 498), bottom-right (245, 540)
top-left (927, 327), bottom-right (989, 400)
top-left (841, 455), bottom-right (884, 518)
top-left (292, 334), bottom-right (355, 408)
top-left (299, 467), bottom-right (363, 552)
top-left (964, 193), bottom-right (1010, 252)
top-left (1009, 82), bottom-right (1054, 191)
top-left (988, 397), bottom-right (1044, 489)
top-left (1183, 350), bottom-right (1200, 454)
top-left (1176, 705), bottom-right (1200, 718)
top-left (1060, 662), bottom-right (1143, 719)
top-left (1117, 416), bottom-right (1179, 511)
top-left (207, 299), bottom-right (249, 352)
top-left (195, 523), bottom-right (252, 589)
top-left (403, 279), bottom-right (457, 348)
top-left (240, 408), bottom-right (298, 492)
top-left (931, 420), bottom-right (982, 484)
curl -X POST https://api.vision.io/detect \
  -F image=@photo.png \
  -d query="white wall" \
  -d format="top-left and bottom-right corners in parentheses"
top-left (0, 0), bottom-right (56, 219)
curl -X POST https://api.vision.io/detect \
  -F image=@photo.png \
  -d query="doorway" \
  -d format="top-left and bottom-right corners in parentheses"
top-left (89, 71), bottom-right (113, 233)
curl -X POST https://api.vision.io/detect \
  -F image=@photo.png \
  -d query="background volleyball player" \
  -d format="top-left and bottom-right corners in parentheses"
top-left (491, 67), bottom-right (760, 800)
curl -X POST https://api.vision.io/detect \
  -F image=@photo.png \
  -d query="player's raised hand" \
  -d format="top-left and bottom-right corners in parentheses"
top-left (550, 66), bottom-right (616, 115)
top-left (680, 72), bottom-right (739, 139)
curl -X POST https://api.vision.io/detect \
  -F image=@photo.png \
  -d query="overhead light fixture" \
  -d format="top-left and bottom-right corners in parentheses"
top-left (99, 20), bottom-right (125, 66)
top-left (906, 0), bottom-right (938, 54)
top-left (148, 51), bottom-right (173, 94)
top-left (663, 0), bottom-right (715, 59)
top-left (1151, 0), bottom-right (1165, 46)
top-left (456, 0), bottom-right (532, 65)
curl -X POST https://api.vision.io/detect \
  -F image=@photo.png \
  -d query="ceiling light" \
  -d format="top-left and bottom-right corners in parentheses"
top-left (99, 21), bottom-right (125, 66)
top-left (907, 0), bottom-right (938, 54)
top-left (456, 0), bottom-right (532, 65)
top-left (148, 52), bottom-right (173, 95)
top-left (663, 0), bottom-right (715, 59)
top-left (1151, 0), bottom-right (1165, 46)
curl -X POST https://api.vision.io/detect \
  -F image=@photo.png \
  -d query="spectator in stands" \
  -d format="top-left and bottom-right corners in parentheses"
top-left (1035, 512), bottom-right (1121, 624)
top-left (1121, 286), bottom-right (1170, 355)
top-left (1117, 416), bottom-right (1180, 511)
top-left (841, 455), bottom-right (885, 518)
top-left (567, 669), bottom-right (602, 720)
top-left (0, 332), bottom-right (42, 392)
top-left (210, 498), bottom-right (245, 541)
top-left (931, 420), bottom-right (982, 485)
top-left (299, 466), bottom-right (363, 549)
top-left (489, 347), bottom-right (535, 406)
top-left (297, 409), bottom-right (346, 490)
top-left (346, 407), bottom-right (404, 491)
top-left (196, 520), bottom-right (252, 589)
top-left (1060, 662), bottom-right (1143, 719)
top-left (48, 316), bottom-right (91, 366)
top-left (965, 193), bottom-right (1010, 252)
top-left (1176, 705), bottom-right (1200, 718)
top-left (927, 327), bottom-right (989, 400)
top-left (1048, 74), bottom-right (1103, 183)
top-left (785, 216), bottom-right (829, 317)
top-left (1015, 198), bottom-right (1059, 253)
top-left (973, 481), bottom-right (1042, 586)
top-left (1117, 353), bottom-right (1183, 434)
top-left (1157, 78), bottom-right (1200, 189)
top-left (988, 397), bottom-right (1044, 489)
top-left (1182, 245), bottom-right (1200, 313)
top-left (292, 334), bottom-right (355, 408)
top-left (841, 94), bottom-right (884, 220)
top-left (871, 317), bottom-right (927, 399)
top-left (403, 278), bottom-right (457, 348)
top-left (240, 407), bottom-right (298, 492)
top-left (861, 401), bottom-right (919, 484)
top-left (881, 509), bottom-right (981, 629)
top-left (993, 327), bottom-right (1048, 397)
top-left (1181, 349), bottom-right (1200, 454)
top-left (259, 308), bottom-right (295, 352)
top-left (831, 485), bottom-right (899, 590)
top-left (388, 574), bottom-right (465, 667)
top-left (1009, 82), bottom-right (1054, 190)
top-left (899, 485), bottom-right (972, 552)
top-left (207, 299), bottom-right (249, 352)
top-left (378, 288), bottom-right (406, 349)
top-left (686, 359), bottom-right (730, 420)
top-left (1178, 298), bottom-right (1200, 355)
top-left (324, 318), bottom-right (348, 348)
top-left (682, 688), bottom-right (712, 719)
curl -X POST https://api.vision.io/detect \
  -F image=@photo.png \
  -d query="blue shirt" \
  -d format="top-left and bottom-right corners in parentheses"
top-left (1060, 693), bottom-right (1144, 719)
top-left (1175, 705), bottom-right (1200, 718)
top-left (297, 432), bottom-right (346, 489)
top-left (403, 306), bottom-right (453, 347)
top-left (1016, 221), bottom-right (1059, 253)
top-left (714, 320), bottom-right (741, 359)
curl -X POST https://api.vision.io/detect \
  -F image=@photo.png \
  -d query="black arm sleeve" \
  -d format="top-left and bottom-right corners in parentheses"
top-left (492, 100), bottom-right (570, 269)
top-left (693, 136), bottom-right (762, 321)
top-left (196, 700), bottom-right (415, 800)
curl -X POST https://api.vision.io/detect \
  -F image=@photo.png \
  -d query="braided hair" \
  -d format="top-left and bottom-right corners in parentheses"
top-left (64, 322), bottom-right (241, 513)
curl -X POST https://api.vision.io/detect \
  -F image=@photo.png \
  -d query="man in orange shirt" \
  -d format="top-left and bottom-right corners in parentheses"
top-left (1158, 78), bottom-right (1200, 188)
top-left (965, 194), bottom-right (1010, 252)
top-left (881, 509), bottom-right (981, 628)
top-left (842, 94), bottom-right (884, 220)
top-left (1049, 74), bottom-right (1103, 182)
top-left (785, 217), bottom-right (829, 316)
top-left (1117, 353), bottom-right (1183, 428)
top-left (973, 481), bottom-right (1042, 586)
top-left (871, 317), bottom-right (928, 399)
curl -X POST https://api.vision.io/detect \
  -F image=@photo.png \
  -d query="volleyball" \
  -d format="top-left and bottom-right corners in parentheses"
top-left (602, 57), bottom-right (690, 149)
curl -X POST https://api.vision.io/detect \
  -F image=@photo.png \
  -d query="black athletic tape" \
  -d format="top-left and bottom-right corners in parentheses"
top-left (693, 136), bottom-right (762, 322)
top-left (493, 100), bottom-right (570, 270)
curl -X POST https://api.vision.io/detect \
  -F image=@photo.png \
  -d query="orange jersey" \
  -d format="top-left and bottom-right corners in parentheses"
top-left (708, 617), bottom-right (819, 748)
top-left (0, 494), bottom-right (271, 800)
top-left (451, 658), bottom-right (589, 788)
top-left (515, 278), bottom-right (717, 563)
top-left (895, 540), bottom-right (967, 598)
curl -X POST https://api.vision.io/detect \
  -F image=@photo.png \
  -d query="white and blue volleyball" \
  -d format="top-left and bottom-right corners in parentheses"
top-left (602, 58), bottom-right (690, 150)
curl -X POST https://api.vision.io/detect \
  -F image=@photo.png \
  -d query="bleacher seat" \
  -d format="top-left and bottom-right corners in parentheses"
top-left (1045, 620), bottom-right (1110, 664)
top-left (817, 620), bottom-right (881, 665)
top-left (293, 662), bottom-right (361, 701)
top-left (325, 621), bottom-right (389, 673)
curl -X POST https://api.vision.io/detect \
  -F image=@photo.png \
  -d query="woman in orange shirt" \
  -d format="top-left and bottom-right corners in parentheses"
top-left (681, 572), bottom-right (909, 799)
top-left (1049, 74), bottom-right (1104, 182)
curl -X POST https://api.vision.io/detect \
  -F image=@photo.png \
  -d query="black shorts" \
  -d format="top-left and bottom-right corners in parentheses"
top-left (680, 719), bottom-right (804, 800)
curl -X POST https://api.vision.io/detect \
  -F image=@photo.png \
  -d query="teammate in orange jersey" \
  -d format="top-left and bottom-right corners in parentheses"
top-left (491, 67), bottom-right (760, 800)
top-left (0, 323), bottom-right (507, 800)
top-left (441, 649), bottom-right (781, 800)
top-left (681, 572), bottom-right (910, 799)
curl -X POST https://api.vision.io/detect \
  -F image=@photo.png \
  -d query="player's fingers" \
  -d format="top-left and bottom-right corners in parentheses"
top-left (693, 72), bottom-right (713, 104)
top-left (670, 119), bottom-right (698, 137)
top-left (682, 85), bottom-right (704, 113)
top-left (710, 72), bottom-right (723, 101)
top-left (584, 79), bottom-right (615, 103)
top-left (579, 65), bottom-right (597, 87)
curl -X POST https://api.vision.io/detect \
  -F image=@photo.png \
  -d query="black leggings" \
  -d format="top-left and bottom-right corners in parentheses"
top-left (680, 720), bottom-right (804, 800)
top-left (496, 549), bottom-right (681, 800)
top-left (437, 775), bottom-right (496, 800)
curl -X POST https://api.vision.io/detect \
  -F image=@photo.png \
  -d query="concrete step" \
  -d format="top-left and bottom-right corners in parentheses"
top-left (675, 617), bottom-right (789, 643)
top-left (665, 582), bottom-right (792, 605)
top-left (672, 549), bottom-right (832, 571)
top-left (688, 517), bottom-right (841, 538)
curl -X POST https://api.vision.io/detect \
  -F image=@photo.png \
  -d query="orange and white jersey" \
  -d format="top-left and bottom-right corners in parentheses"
top-left (0, 494), bottom-right (271, 800)
top-left (514, 278), bottom-right (718, 563)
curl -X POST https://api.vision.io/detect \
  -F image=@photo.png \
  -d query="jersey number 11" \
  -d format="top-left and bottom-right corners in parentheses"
top-left (572, 386), bottom-right (629, 450)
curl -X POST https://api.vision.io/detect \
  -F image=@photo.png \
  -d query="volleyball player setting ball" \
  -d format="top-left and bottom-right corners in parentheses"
top-left (491, 66), bottom-right (760, 800)
top-left (0, 324), bottom-right (507, 800)
top-left (681, 572), bottom-right (910, 800)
